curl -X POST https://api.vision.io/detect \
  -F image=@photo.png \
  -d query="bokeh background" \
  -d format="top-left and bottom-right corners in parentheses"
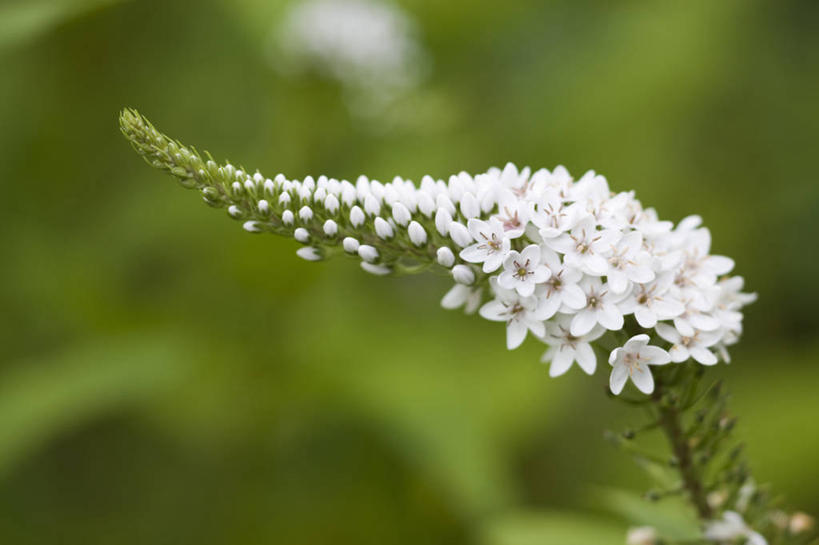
top-left (1, 0), bottom-right (818, 543)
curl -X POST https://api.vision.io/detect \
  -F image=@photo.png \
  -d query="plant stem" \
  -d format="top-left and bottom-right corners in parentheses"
top-left (651, 373), bottom-right (713, 522)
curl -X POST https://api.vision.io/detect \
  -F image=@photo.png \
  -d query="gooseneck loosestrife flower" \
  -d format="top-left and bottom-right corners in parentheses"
top-left (120, 109), bottom-right (814, 545)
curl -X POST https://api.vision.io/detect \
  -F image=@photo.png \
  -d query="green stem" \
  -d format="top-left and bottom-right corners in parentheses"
top-left (652, 372), bottom-right (713, 522)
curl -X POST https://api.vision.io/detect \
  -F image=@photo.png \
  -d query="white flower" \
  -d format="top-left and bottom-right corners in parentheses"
top-left (536, 248), bottom-right (586, 319)
top-left (620, 274), bottom-right (685, 328)
top-left (547, 216), bottom-right (617, 276)
top-left (498, 244), bottom-right (551, 296)
top-left (704, 511), bottom-right (767, 545)
top-left (282, 209), bottom-right (295, 225)
top-left (493, 195), bottom-right (531, 238)
top-left (459, 218), bottom-right (511, 273)
top-left (570, 277), bottom-right (625, 336)
top-left (606, 230), bottom-right (655, 294)
top-left (609, 334), bottom-right (671, 395)
top-left (299, 205), bottom-right (313, 221)
top-left (540, 315), bottom-right (605, 376)
top-left (350, 205), bottom-right (365, 227)
top-left (391, 202), bottom-right (411, 226)
top-left (655, 323), bottom-right (720, 365)
top-left (479, 284), bottom-right (549, 349)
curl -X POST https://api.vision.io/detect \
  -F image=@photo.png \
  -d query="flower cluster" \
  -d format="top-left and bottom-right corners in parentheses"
top-left (121, 109), bottom-right (755, 396)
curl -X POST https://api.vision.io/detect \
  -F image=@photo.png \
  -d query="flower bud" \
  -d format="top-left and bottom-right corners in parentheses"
top-left (408, 221), bottom-right (427, 246)
top-left (437, 247), bottom-right (455, 268)
top-left (323, 219), bottom-right (338, 236)
top-left (418, 192), bottom-right (435, 217)
top-left (452, 264), bottom-right (475, 285)
top-left (790, 513), bottom-right (815, 534)
top-left (391, 202), bottom-right (411, 226)
top-left (279, 192), bottom-right (291, 206)
top-left (626, 526), bottom-right (657, 545)
top-left (448, 221), bottom-right (472, 247)
top-left (228, 205), bottom-right (242, 218)
top-left (435, 208), bottom-right (452, 236)
top-left (358, 245), bottom-right (379, 262)
top-left (324, 194), bottom-right (340, 214)
top-left (361, 262), bottom-right (391, 276)
top-left (296, 247), bottom-right (322, 261)
top-left (343, 237), bottom-right (360, 253)
top-left (299, 205), bottom-right (313, 222)
top-left (350, 206), bottom-right (365, 227)
top-left (460, 192), bottom-right (479, 219)
top-left (258, 199), bottom-right (270, 214)
top-left (294, 227), bottom-right (310, 242)
top-left (282, 210), bottom-right (294, 225)
top-left (364, 194), bottom-right (381, 216)
top-left (374, 217), bottom-right (394, 239)
top-left (243, 221), bottom-right (261, 233)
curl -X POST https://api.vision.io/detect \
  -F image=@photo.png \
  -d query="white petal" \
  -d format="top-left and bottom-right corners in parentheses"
top-left (571, 310), bottom-right (598, 337)
top-left (668, 344), bottom-right (689, 363)
top-left (549, 347), bottom-right (575, 377)
top-left (690, 346), bottom-right (718, 365)
top-left (640, 346), bottom-right (671, 365)
top-left (597, 303), bottom-right (624, 331)
top-left (655, 323), bottom-right (681, 343)
top-left (609, 365), bottom-right (629, 395)
top-left (561, 283), bottom-right (587, 309)
top-left (634, 307), bottom-right (657, 328)
top-left (630, 365), bottom-right (655, 394)
top-left (575, 343), bottom-right (596, 375)
top-left (479, 300), bottom-right (507, 321)
top-left (507, 320), bottom-right (528, 349)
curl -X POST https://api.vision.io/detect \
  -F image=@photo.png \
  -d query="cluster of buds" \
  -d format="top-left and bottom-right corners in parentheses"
top-left (121, 109), bottom-right (755, 396)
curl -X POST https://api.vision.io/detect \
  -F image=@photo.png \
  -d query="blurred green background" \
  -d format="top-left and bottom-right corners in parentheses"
top-left (1, 0), bottom-right (818, 543)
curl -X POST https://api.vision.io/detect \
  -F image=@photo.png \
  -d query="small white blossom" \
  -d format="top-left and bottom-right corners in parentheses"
top-left (570, 277), bottom-right (625, 336)
top-left (459, 218), bottom-right (510, 273)
top-left (228, 205), bottom-right (242, 218)
top-left (299, 205), bottom-right (313, 221)
top-left (547, 217), bottom-right (617, 276)
top-left (606, 230), bottom-right (655, 293)
top-left (620, 274), bottom-right (685, 328)
top-left (656, 323), bottom-right (720, 365)
top-left (498, 244), bottom-right (551, 296)
top-left (324, 193), bottom-right (340, 214)
top-left (258, 199), bottom-right (270, 214)
top-left (540, 315), bottom-right (605, 376)
top-left (479, 284), bottom-right (549, 349)
top-left (282, 210), bottom-right (295, 225)
top-left (609, 334), bottom-right (671, 395)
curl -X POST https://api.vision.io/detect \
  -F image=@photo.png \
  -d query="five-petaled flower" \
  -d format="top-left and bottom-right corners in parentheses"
top-left (608, 334), bottom-right (671, 395)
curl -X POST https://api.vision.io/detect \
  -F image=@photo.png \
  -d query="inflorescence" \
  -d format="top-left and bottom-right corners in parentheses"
top-left (120, 109), bottom-right (755, 397)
